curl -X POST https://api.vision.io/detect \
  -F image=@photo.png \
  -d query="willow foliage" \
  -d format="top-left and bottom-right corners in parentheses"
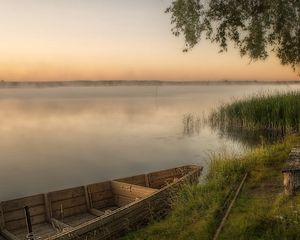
top-left (166, 0), bottom-right (300, 69)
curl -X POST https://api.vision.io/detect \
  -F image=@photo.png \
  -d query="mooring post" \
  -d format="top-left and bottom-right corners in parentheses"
top-left (282, 148), bottom-right (300, 196)
top-left (283, 172), bottom-right (295, 196)
top-left (24, 206), bottom-right (35, 240)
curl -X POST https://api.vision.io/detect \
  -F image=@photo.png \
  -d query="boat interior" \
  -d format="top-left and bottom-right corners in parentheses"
top-left (0, 166), bottom-right (196, 240)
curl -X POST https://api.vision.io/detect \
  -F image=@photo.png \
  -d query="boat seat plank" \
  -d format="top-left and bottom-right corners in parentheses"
top-left (115, 174), bottom-right (147, 187)
top-left (111, 181), bottom-right (157, 207)
top-left (111, 181), bottom-right (157, 198)
top-left (51, 218), bottom-right (72, 232)
top-left (62, 212), bottom-right (96, 228)
top-left (0, 230), bottom-right (18, 240)
top-left (88, 208), bottom-right (104, 217)
top-left (101, 206), bottom-right (119, 215)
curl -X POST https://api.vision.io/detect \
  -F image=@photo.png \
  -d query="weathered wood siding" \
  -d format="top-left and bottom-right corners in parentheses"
top-left (48, 187), bottom-right (87, 220)
top-left (115, 174), bottom-right (147, 187)
top-left (282, 148), bottom-right (300, 195)
top-left (87, 182), bottom-right (114, 210)
top-left (111, 181), bottom-right (157, 207)
top-left (1, 194), bottom-right (47, 231)
top-left (0, 165), bottom-right (202, 240)
top-left (148, 168), bottom-right (186, 189)
top-left (47, 166), bottom-right (202, 240)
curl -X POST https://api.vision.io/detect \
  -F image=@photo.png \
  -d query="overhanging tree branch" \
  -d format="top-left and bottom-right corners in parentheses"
top-left (166, 0), bottom-right (300, 70)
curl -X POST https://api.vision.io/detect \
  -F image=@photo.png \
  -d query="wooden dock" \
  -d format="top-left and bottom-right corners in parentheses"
top-left (282, 148), bottom-right (300, 195)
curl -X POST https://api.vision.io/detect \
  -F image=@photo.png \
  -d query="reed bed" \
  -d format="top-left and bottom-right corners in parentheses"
top-left (209, 91), bottom-right (300, 137)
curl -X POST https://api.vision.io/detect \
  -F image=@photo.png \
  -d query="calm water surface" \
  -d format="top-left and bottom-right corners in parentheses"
top-left (1, 84), bottom-right (299, 200)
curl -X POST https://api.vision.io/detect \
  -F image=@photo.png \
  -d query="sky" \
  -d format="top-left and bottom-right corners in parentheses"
top-left (0, 0), bottom-right (298, 81)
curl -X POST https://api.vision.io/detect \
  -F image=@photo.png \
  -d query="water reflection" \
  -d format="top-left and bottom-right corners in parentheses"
top-left (1, 84), bottom-right (300, 201)
top-left (211, 125), bottom-right (287, 147)
top-left (183, 113), bottom-right (202, 137)
top-left (183, 113), bottom-right (287, 147)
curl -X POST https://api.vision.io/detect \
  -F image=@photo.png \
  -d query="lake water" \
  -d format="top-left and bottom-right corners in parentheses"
top-left (1, 84), bottom-right (300, 201)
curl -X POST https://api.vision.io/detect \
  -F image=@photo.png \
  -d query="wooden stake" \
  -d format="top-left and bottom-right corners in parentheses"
top-left (213, 173), bottom-right (248, 240)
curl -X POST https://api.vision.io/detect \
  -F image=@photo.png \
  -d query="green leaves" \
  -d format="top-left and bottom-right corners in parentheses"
top-left (167, 0), bottom-right (300, 69)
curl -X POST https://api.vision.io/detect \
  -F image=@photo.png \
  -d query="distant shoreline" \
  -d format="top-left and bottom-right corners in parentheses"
top-left (0, 80), bottom-right (299, 88)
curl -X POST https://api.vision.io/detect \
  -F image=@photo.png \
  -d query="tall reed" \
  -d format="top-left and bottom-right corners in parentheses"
top-left (210, 91), bottom-right (300, 137)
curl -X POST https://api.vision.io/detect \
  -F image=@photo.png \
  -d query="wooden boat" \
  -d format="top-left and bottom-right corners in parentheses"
top-left (0, 165), bottom-right (202, 240)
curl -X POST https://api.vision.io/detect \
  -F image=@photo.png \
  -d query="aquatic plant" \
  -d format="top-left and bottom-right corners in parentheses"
top-left (182, 113), bottom-right (202, 136)
top-left (209, 91), bottom-right (300, 140)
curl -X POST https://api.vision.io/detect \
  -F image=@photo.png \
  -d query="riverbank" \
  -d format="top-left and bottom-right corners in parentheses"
top-left (124, 134), bottom-right (300, 240)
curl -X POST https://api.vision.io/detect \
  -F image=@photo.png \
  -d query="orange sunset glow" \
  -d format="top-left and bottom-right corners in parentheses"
top-left (0, 0), bottom-right (298, 81)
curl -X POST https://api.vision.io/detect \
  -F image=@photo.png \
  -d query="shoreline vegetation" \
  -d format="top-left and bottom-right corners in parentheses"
top-left (124, 134), bottom-right (300, 240)
top-left (124, 91), bottom-right (300, 239)
top-left (0, 80), bottom-right (299, 88)
top-left (209, 91), bottom-right (300, 140)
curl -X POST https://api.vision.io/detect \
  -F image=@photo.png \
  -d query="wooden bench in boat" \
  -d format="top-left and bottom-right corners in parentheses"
top-left (0, 165), bottom-right (202, 240)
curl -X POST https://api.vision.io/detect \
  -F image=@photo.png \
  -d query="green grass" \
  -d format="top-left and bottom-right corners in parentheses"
top-left (209, 91), bottom-right (300, 137)
top-left (123, 134), bottom-right (300, 240)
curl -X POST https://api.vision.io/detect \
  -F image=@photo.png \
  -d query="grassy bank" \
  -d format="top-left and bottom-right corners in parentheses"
top-left (209, 91), bottom-right (300, 136)
top-left (124, 134), bottom-right (300, 240)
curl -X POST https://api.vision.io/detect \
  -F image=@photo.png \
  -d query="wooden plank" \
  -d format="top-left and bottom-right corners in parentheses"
top-left (144, 174), bottom-right (150, 187)
top-left (84, 208), bottom-right (154, 239)
top-left (62, 213), bottom-right (96, 228)
top-left (149, 172), bottom-right (180, 183)
top-left (114, 195), bottom-right (135, 207)
top-left (5, 214), bottom-right (46, 231)
top-left (44, 194), bottom-right (51, 222)
top-left (3, 205), bottom-right (45, 222)
top-left (87, 182), bottom-right (111, 193)
top-left (92, 199), bottom-right (114, 210)
top-left (90, 191), bottom-right (113, 202)
top-left (284, 172), bottom-right (295, 195)
top-left (89, 209), bottom-right (104, 217)
top-left (149, 169), bottom-right (177, 178)
top-left (48, 187), bottom-right (85, 202)
top-left (148, 166), bottom-right (192, 183)
top-left (149, 176), bottom-right (180, 188)
top-left (115, 175), bottom-right (146, 186)
top-left (1, 230), bottom-right (19, 240)
top-left (12, 222), bottom-right (57, 240)
top-left (2, 195), bottom-right (44, 213)
top-left (30, 223), bottom-right (57, 239)
top-left (213, 173), bottom-right (248, 240)
top-left (0, 203), bottom-right (5, 229)
top-left (84, 186), bottom-right (91, 209)
top-left (111, 181), bottom-right (157, 199)
top-left (51, 196), bottom-right (86, 211)
top-left (51, 204), bottom-right (87, 220)
top-left (51, 218), bottom-right (72, 231)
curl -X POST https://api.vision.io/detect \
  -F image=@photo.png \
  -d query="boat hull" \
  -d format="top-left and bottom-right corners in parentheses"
top-left (1, 165), bottom-right (202, 240)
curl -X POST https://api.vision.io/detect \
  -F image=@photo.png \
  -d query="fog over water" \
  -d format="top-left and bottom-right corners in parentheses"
top-left (0, 84), bottom-right (299, 201)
